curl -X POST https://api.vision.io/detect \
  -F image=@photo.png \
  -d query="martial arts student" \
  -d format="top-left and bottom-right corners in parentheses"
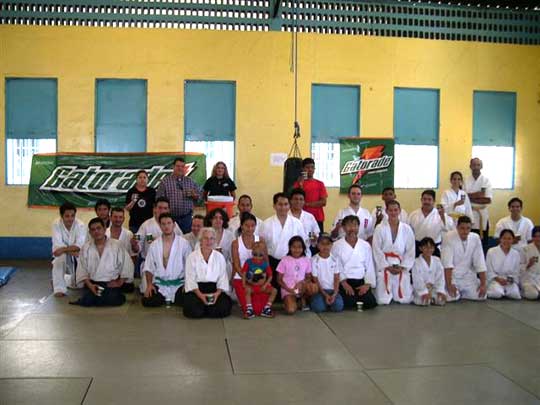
top-left (441, 171), bottom-right (473, 221)
top-left (142, 213), bottom-right (192, 307)
top-left (408, 189), bottom-right (454, 256)
top-left (494, 197), bottom-right (534, 250)
top-left (310, 234), bottom-right (344, 313)
top-left (520, 226), bottom-right (540, 300)
top-left (51, 202), bottom-right (87, 297)
top-left (183, 214), bottom-right (205, 250)
top-left (183, 227), bottom-right (232, 318)
top-left (260, 192), bottom-right (307, 289)
top-left (331, 184), bottom-right (374, 241)
top-left (412, 237), bottom-right (446, 306)
top-left (464, 158), bottom-right (493, 251)
top-left (289, 188), bottom-right (320, 252)
top-left (94, 199), bottom-right (111, 228)
top-left (72, 218), bottom-right (134, 307)
top-left (486, 229), bottom-right (521, 300)
top-left (441, 216), bottom-right (487, 302)
top-left (372, 200), bottom-right (415, 305)
top-left (371, 187), bottom-right (409, 227)
top-left (228, 194), bottom-right (263, 235)
top-left (106, 207), bottom-right (139, 292)
top-left (331, 215), bottom-right (377, 310)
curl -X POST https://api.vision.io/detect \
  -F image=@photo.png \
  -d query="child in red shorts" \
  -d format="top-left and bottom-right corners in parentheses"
top-left (242, 242), bottom-right (277, 318)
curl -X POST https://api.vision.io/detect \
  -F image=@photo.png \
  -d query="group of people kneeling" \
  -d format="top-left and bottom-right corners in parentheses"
top-left (50, 192), bottom-right (540, 320)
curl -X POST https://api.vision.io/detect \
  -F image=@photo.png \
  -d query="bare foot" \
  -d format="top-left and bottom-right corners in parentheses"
top-left (54, 292), bottom-right (66, 298)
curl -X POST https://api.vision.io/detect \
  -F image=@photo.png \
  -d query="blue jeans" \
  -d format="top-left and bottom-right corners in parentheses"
top-left (174, 212), bottom-right (193, 234)
top-left (310, 290), bottom-right (344, 313)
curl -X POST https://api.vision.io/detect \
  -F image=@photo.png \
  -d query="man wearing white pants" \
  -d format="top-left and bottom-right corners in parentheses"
top-left (442, 216), bottom-right (487, 301)
top-left (372, 200), bottom-right (415, 305)
top-left (51, 202), bottom-right (87, 297)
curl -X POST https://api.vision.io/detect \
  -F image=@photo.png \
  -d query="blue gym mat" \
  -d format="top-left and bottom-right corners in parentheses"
top-left (0, 267), bottom-right (17, 287)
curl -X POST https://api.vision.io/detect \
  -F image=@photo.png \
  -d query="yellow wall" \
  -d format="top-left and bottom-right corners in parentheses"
top-left (1, 26), bottom-right (540, 237)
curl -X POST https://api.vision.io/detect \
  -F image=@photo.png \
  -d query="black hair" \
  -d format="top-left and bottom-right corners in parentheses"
top-left (240, 212), bottom-right (257, 227)
top-left (341, 215), bottom-right (360, 226)
top-left (499, 229), bottom-right (515, 239)
top-left (532, 226), bottom-right (540, 237)
top-left (158, 212), bottom-right (174, 223)
top-left (382, 187), bottom-right (395, 194)
top-left (287, 235), bottom-right (307, 257)
top-left (317, 233), bottom-right (333, 244)
top-left (457, 215), bottom-right (472, 226)
top-left (60, 202), bottom-right (76, 216)
top-left (386, 199), bottom-right (401, 209)
top-left (289, 188), bottom-right (306, 199)
top-left (421, 189), bottom-right (436, 200)
top-left (418, 237), bottom-right (436, 248)
top-left (94, 199), bottom-right (111, 211)
top-left (110, 207), bottom-right (124, 214)
top-left (238, 194), bottom-right (253, 204)
top-left (173, 157), bottom-right (185, 165)
top-left (273, 192), bottom-right (289, 205)
top-left (507, 197), bottom-right (523, 208)
top-left (205, 208), bottom-right (230, 229)
top-left (154, 196), bottom-right (170, 207)
top-left (348, 184), bottom-right (362, 194)
top-left (88, 217), bottom-right (105, 229)
top-left (302, 157), bottom-right (315, 167)
top-left (136, 169), bottom-right (148, 177)
top-left (450, 171), bottom-right (463, 181)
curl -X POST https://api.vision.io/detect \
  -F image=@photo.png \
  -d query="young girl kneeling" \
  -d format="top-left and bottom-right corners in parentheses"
top-left (277, 236), bottom-right (318, 314)
top-left (412, 237), bottom-right (446, 306)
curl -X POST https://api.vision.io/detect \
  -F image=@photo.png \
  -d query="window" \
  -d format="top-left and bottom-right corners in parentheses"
top-left (5, 78), bottom-right (57, 185)
top-left (472, 91), bottom-right (516, 189)
top-left (184, 81), bottom-right (236, 178)
top-left (95, 79), bottom-right (147, 152)
top-left (393, 87), bottom-right (439, 188)
top-left (311, 84), bottom-right (360, 187)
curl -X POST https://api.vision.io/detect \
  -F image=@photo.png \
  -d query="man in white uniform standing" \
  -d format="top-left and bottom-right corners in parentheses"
top-left (464, 158), bottom-right (493, 252)
top-left (331, 184), bottom-right (374, 241)
top-left (494, 197), bottom-right (534, 251)
top-left (372, 201), bottom-right (415, 305)
top-left (442, 216), bottom-right (487, 301)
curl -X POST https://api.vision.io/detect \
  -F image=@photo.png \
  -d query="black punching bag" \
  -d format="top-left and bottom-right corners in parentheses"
top-left (283, 122), bottom-right (303, 194)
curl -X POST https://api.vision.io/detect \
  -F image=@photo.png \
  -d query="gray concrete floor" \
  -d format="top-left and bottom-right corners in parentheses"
top-left (1, 261), bottom-right (539, 405)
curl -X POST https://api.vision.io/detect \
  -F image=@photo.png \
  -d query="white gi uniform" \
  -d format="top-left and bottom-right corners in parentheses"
top-left (372, 222), bottom-right (415, 304)
top-left (441, 230), bottom-right (487, 301)
top-left (51, 218), bottom-right (87, 294)
top-left (183, 232), bottom-right (199, 250)
top-left (228, 215), bottom-right (263, 236)
top-left (408, 208), bottom-right (454, 245)
top-left (184, 249), bottom-right (230, 294)
top-left (331, 238), bottom-right (376, 286)
top-left (494, 216), bottom-right (534, 250)
top-left (332, 206), bottom-right (374, 240)
top-left (106, 227), bottom-right (137, 257)
top-left (290, 210), bottom-right (320, 248)
top-left (261, 215), bottom-right (307, 259)
top-left (464, 174), bottom-right (493, 231)
top-left (486, 245), bottom-right (521, 300)
top-left (441, 189), bottom-right (473, 220)
top-left (76, 238), bottom-right (134, 285)
top-left (412, 255), bottom-right (446, 306)
top-left (520, 243), bottom-right (540, 300)
top-left (136, 217), bottom-right (183, 259)
top-left (143, 235), bottom-right (192, 302)
top-left (371, 207), bottom-right (409, 227)
top-left (195, 229), bottom-right (235, 279)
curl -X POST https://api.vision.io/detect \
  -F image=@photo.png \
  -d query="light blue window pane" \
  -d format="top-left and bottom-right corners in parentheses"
top-left (473, 91), bottom-right (516, 147)
top-left (394, 88), bottom-right (439, 145)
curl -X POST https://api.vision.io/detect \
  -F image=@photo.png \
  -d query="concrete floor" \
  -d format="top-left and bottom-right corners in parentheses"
top-left (1, 261), bottom-right (539, 405)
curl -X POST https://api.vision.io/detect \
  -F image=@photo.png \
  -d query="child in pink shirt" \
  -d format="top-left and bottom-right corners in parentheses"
top-left (277, 236), bottom-right (318, 314)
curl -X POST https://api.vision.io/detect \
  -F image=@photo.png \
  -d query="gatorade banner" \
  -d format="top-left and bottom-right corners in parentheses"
top-left (339, 138), bottom-right (394, 194)
top-left (27, 152), bottom-right (206, 207)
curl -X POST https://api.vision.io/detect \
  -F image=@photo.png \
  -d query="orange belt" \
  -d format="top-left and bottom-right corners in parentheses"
top-left (384, 252), bottom-right (403, 299)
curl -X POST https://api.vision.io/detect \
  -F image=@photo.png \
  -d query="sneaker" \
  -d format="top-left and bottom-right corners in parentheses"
top-left (301, 305), bottom-right (311, 312)
top-left (244, 307), bottom-right (255, 319)
top-left (261, 306), bottom-right (274, 318)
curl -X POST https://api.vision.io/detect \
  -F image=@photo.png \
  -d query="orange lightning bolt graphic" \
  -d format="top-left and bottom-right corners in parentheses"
top-left (351, 145), bottom-right (385, 185)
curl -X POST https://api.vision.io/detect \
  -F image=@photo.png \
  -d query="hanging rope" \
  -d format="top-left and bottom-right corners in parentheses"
top-left (288, 0), bottom-right (301, 159)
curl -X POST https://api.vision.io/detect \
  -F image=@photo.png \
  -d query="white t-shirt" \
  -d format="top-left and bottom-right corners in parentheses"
top-left (311, 254), bottom-right (341, 291)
